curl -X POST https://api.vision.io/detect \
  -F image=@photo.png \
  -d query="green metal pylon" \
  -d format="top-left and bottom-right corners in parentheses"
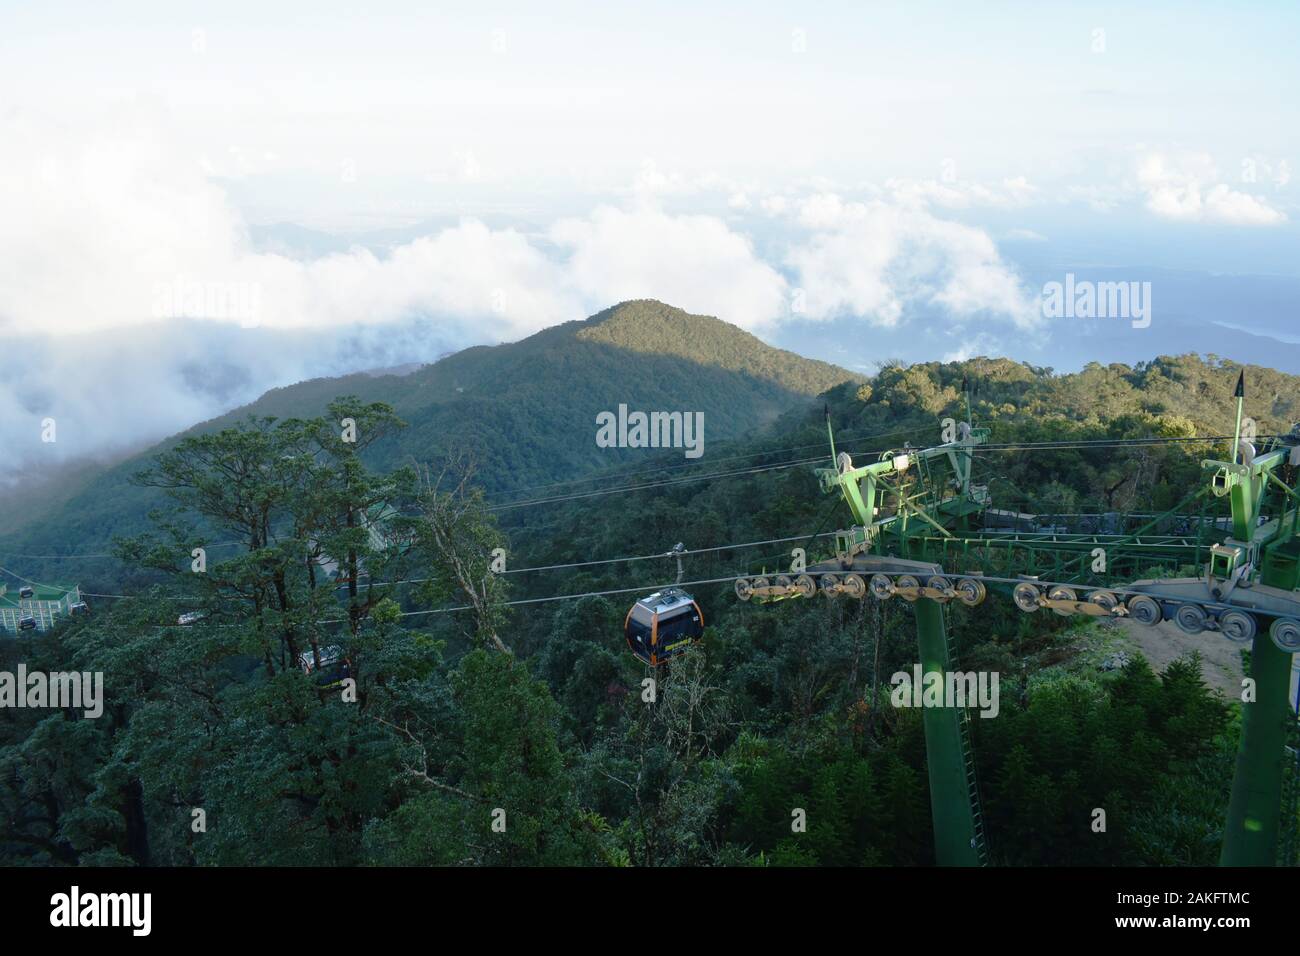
top-left (1215, 371), bottom-right (1296, 864)
top-left (915, 597), bottom-right (984, 866)
top-left (1220, 604), bottom-right (1293, 865)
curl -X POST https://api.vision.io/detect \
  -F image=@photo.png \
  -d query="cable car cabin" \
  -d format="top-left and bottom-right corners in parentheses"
top-left (18, 616), bottom-right (37, 631)
top-left (18, 586), bottom-right (34, 599)
top-left (624, 589), bottom-right (703, 666)
top-left (299, 646), bottom-right (352, 689)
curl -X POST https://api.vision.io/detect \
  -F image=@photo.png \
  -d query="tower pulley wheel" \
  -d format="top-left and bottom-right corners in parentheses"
top-left (1013, 582), bottom-right (1041, 613)
top-left (1270, 617), bottom-right (1300, 652)
top-left (956, 578), bottom-right (986, 607)
top-left (895, 574), bottom-right (920, 602)
top-left (1047, 585), bottom-right (1077, 617)
top-left (1126, 595), bottom-right (1162, 626)
top-left (1087, 590), bottom-right (1119, 615)
top-left (1218, 609), bottom-right (1256, 644)
top-left (1175, 603), bottom-right (1208, 635)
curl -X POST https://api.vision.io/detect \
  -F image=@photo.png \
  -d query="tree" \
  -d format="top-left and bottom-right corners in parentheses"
top-left (127, 398), bottom-right (417, 679)
top-left (412, 457), bottom-right (511, 654)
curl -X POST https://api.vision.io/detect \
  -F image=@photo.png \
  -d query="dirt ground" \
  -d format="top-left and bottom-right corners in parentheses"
top-left (1110, 618), bottom-right (1246, 697)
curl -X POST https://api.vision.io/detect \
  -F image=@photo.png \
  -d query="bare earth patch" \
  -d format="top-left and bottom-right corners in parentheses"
top-left (1111, 618), bottom-right (1245, 696)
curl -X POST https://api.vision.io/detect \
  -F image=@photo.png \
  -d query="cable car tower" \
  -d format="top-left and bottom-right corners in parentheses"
top-left (733, 375), bottom-right (1300, 867)
top-left (1208, 374), bottom-right (1300, 865)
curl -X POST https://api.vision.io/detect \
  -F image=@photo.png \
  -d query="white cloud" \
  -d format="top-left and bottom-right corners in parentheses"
top-left (0, 107), bottom-right (1049, 481)
top-left (0, 110), bottom-right (585, 342)
top-left (1137, 153), bottom-right (1285, 225)
top-left (885, 175), bottom-right (1038, 209)
top-left (1066, 183), bottom-right (1126, 213)
top-left (783, 194), bottom-right (1040, 329)
top-left (0, 109), bottom-right (1041, 349)
top-left (422, 149), bottom-right (488, 184)
top-left (794, 192), bottom-right (857, 230)
top-left (0, 112), bottom-right (792, 342)
top-left (281, 222), bottom-right (577, 338)
top-left (943, 331), bottom-right (1004, 363)
top-left (0, 323), bottom-right (428, 487)
top-left (627, 161), bottom-right (754, 201)
top-left (550, 203), bottom-right (789, 329)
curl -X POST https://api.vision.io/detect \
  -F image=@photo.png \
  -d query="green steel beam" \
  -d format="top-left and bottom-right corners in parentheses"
top-left (914, 597), bottom-right (983, 867)
top-left (1221, 631), bottom-right (1291, 865)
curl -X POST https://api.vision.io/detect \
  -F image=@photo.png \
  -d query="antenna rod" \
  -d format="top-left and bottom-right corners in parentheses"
top-left (1232, 370), bottom-right (1245, 465)
top-left (825, 403), bottom-right (837, 464)
top-left (961, 376), bottom-right (973, 493)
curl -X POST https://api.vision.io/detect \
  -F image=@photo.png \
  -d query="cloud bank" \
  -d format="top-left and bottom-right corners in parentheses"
top-left (0, 109), bottom-right (1045, 481)
top-left (1138, 153), bottom-right (1286, 226)
top-left (782, 194), bottom-right (1040, 329)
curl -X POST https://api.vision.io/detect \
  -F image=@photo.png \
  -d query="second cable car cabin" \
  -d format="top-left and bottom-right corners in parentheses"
top-left (624, 588), bottom-right (703, 666)
top-left (298, 645), bottom-right (352, 690)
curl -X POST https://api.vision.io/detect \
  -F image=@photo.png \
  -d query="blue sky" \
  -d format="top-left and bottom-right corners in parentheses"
top-left (1, 1), bottom-right (1298, 476)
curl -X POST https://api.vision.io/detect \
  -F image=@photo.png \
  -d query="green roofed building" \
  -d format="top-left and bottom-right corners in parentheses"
top-left (0, 583), bottom-right (83, 634)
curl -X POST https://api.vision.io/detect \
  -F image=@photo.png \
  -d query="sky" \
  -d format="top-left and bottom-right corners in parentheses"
top-left (2, 0), bottom-right (1299, 482)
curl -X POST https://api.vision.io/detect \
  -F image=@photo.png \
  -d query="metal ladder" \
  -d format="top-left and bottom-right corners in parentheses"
top-left (947, 623), bottom-right (990, 866)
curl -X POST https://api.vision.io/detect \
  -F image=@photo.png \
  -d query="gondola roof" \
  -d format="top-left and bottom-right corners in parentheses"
top-left (634, 589), bottom-right (695, 615)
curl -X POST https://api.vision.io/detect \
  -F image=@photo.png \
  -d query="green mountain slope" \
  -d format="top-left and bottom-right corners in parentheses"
top-left (0, 300), bottom-right (860, 581)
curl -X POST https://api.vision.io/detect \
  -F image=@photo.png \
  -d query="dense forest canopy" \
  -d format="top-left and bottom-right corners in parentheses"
top-left (1, 343), bottom-right (1292, 866)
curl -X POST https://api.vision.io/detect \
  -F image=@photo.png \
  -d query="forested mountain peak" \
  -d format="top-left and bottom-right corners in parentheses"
top-left (572, 299), bottom-right (861, 395)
